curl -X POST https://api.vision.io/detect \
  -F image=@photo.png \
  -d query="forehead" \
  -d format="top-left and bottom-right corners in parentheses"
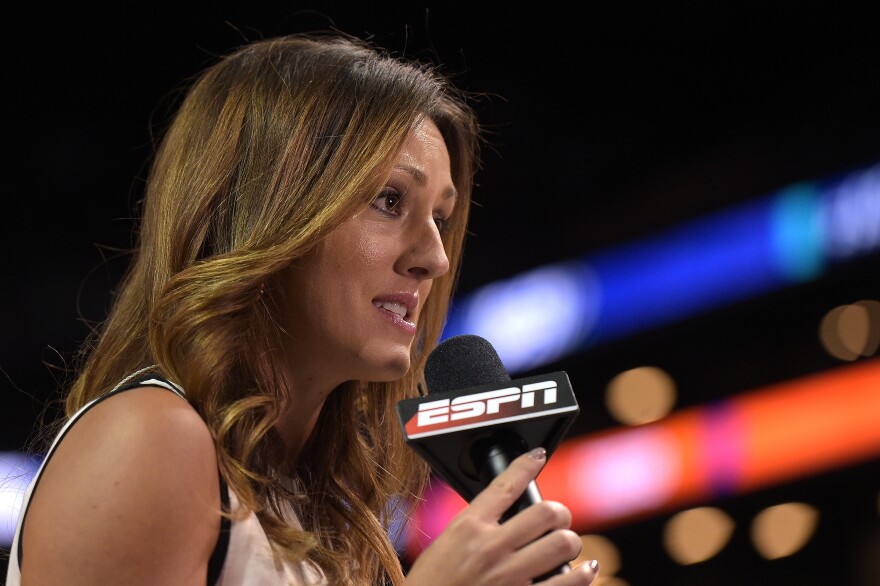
top-left (397, 118), bottom-right (447, 162)
top-left (392, 118), bottom-right (456, 199)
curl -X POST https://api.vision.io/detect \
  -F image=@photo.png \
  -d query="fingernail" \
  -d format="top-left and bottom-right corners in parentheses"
top-left (584, 559), bottom-right (600, 585)
top-left (527, 447), bottom-right (547, 460)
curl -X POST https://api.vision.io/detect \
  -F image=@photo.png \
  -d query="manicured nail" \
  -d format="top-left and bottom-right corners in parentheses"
top-left (584, 559), bottom-right (600, 584)
top-left (528, 447), bottom-right (547, 460)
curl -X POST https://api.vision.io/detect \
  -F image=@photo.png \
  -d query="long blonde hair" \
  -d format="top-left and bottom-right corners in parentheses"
top-left (66, 32), bottom-right (480, 584)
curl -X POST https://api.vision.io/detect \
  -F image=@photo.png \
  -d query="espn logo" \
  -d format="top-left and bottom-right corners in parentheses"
top-left (416, 381), bottom-right (558, 428)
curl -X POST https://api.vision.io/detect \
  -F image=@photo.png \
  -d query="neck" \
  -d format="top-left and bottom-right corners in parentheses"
top-left (274, 365), bottom-right (343, 463)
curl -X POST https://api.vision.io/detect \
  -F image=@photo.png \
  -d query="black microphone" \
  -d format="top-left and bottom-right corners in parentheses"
top-left (397, 334), bottom-right (580, 578)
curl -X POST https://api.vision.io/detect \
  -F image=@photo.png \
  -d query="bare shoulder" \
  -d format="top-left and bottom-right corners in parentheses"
top-left (21, 385), bottom-right (222, 585)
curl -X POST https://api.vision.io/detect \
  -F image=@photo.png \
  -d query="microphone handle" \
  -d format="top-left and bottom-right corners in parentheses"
top-left (477, 442), bottom-right (572, 579)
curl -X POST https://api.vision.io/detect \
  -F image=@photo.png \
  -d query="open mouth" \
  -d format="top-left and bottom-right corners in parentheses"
top-left (373, 300), bottom-right (411, 321)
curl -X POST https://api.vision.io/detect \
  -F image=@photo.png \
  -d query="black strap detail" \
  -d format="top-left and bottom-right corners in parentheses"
top-left (114, 372), bottom-right (179, 394)
top-left (207, 476), bottom-right (232, 585)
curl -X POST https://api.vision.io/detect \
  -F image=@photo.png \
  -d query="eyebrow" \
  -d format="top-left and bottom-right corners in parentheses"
top-left (395, 164), bottom-right (458, 200)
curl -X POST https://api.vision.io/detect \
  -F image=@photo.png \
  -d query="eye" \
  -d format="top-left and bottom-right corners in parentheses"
top-left (433, 215), bottom-right (449, 234)
top-left (371, 188), bottom-right (403, 216)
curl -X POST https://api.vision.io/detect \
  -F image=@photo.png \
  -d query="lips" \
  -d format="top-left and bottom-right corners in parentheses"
top-left (372, 292), bottom-right (418, 333)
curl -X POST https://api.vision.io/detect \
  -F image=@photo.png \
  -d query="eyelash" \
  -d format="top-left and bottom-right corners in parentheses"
top-left (372, 188), bottom-right (403, 216)
top-left (371, 188), bottom-right (450, 234)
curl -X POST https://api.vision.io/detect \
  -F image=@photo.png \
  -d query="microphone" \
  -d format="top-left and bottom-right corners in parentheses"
top-left (397, 334), bottom-right (580, 578)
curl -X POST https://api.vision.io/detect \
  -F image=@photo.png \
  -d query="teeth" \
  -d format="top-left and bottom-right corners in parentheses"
top-left (374, 300), bottom-right (407, 318)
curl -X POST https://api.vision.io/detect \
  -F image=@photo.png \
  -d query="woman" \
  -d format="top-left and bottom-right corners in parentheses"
top-left (8, 32), bottom-right (599, 585)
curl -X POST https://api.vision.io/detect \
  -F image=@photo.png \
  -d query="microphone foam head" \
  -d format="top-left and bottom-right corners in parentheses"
top-left (425, 335), bottom-right (511, 394)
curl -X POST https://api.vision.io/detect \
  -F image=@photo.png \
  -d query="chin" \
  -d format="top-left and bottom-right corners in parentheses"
top-left (362, 347), bottom-right (412, 382)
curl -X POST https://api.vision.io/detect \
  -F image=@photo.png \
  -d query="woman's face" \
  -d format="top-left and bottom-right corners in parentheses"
top-left (282, 117), bottom-right (456, 388)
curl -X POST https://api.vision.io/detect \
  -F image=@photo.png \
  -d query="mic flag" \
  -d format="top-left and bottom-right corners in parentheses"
top-left (396, 334), bottom-right (580, 504)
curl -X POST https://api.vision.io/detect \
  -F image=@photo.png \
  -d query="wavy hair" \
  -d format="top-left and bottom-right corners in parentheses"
top-left (66, 32), bottom-right (481, 584)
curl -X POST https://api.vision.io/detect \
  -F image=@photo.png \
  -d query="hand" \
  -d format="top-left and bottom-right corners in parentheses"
top-left (404, 447), bottom-right (599, 585)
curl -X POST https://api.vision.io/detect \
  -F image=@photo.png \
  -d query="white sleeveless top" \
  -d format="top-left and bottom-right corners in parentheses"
top-left (6, 370), bottom-right (326, 585)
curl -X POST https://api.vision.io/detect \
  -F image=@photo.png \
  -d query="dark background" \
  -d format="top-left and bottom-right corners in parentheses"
top-left (3, 3), bottom-right (878, 584)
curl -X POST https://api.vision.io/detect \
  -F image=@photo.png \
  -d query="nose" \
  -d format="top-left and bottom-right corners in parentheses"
top-left (400, 218), bottom-right (450, 280)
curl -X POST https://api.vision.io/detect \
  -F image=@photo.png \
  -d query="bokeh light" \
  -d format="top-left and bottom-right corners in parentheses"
top-left (819, 299), bottom-right (880, 361)
top-left (751, 502), bottom-right (820, 560)
top-left (605, 367), bottom-right (677, 425)
top-left (663, 506), bottom-right (735, 565)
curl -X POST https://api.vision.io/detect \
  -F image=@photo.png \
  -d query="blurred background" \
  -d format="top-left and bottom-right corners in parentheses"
top-left (2, 3), bottom-right (878, 584)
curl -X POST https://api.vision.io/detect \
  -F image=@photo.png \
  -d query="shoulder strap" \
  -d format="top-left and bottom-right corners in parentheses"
top-left (110, 366), bottom-right (186, 398)
top-left (207, 477), bottom-right (232, 585)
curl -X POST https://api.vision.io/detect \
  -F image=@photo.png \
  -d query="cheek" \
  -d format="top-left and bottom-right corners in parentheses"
top-left (416, 279), bottom-right (434, 320)
top-left (326, 223), bottom-right (388, 279)
top-left (353, 232), bottom-right (383, 267)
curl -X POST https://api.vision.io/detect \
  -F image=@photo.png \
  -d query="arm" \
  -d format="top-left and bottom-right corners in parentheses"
top-left (21, 386), bottom-right (222, 585)
top-left (404, 449), bottom-right (599, 586)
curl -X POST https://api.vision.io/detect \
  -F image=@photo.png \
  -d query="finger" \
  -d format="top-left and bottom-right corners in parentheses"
top-left (501, 500), bottom-right (572, 550)
top-left (467, 447), bottom-right (547, 521)
top-left (539, 559), bottom-right (600, 586)
top-left (502, 529), bottom-right (583, 582)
